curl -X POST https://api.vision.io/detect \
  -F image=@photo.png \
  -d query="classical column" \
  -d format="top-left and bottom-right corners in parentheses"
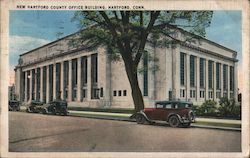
top-left (213, 62), bottom-right (216, 100)
top-left (234, 63), bottom-right (238, 101)
top-left (227, 65), bottom-right (230, 99)
top-left (205, 59), bottom-right (209, 100)
top-left (186, 54), bottom-right (190, 100)
top-left (172, 44), bottom-right (180, 100)
top-left (24, 71), bottom-right (28, 102)
top-left (46, 65), bottom-right (50, 103)
top-left (29, 70), bottom-right (33, 102)
top-left (53, 63), bottom-right (56, 100)
top-left (68, 60), bottom-right (72, 102)
top-left (60, 61), bottom-right (64, 100)
top-left (87, 56), bottom-right (92, 100)
top-left (196, 57), bottom-right (200, 101)
top-left (77, 57), bottom-right (81, 102)
top-left (40, 67), bottom-right (43, 102)
top-left (220, 64), bottom-right (224, 98)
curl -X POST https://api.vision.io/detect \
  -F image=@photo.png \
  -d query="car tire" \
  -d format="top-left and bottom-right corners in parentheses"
top-left (42, 109), bottom-right (47, 114)
top-left (136, 114), bottom-right (146, 124)
top-left (51, 109), bottom-right (56, 115)
top-left (168, 115), bottom-right (180, 128)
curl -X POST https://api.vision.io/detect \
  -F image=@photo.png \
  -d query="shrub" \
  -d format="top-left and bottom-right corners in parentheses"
top-left (218, 97), bottom-right (241, 118)
top-left (199, 100), bottom-right (218, 116)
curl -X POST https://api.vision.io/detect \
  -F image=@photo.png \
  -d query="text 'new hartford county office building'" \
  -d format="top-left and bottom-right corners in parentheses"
top-left (14, 26), bottom-right (238, 108)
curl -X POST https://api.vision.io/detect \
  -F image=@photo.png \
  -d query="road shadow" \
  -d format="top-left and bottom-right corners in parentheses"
top-left (10, 128), bottom-right (89, 144)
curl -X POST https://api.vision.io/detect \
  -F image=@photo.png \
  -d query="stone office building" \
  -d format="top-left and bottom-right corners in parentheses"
top-left (14, 27), bottom-right (238, 108)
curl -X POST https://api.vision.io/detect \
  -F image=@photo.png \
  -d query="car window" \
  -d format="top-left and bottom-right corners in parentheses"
top-left (165, 104), bottom-right (172, 109)
top-left (172, 103), bottom-right (178, 109)
top-left (156, 103), bottom-right (164, 108)
top-left (178, 103), bottom-right (192, 108)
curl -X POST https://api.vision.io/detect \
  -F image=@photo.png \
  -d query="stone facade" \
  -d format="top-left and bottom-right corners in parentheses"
top-left (14, 29), bottom-right (238, 108)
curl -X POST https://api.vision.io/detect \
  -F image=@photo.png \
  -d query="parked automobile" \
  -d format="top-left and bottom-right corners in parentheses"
top-left (26, 100), bottom-right (68, 115)
top-left (131, 100), bottom-right (195, 127)
top-left (9, 100), bottom-right (20, 111)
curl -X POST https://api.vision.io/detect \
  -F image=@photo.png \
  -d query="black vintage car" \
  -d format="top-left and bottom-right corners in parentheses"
top-left (26, 100), bottom-right (68, 115)
top-left (9, 100), bottom-right (20, 111)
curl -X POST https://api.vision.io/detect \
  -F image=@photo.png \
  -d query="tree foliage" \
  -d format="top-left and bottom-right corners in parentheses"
top-left (70, 11), bottom-right (213, 112)
top-left (199, 100), bottom-right (218, 116)
top-left (218, 97), bottom-right (241, 118)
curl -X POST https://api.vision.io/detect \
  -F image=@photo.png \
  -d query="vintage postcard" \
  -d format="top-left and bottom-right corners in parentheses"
top-left (0, 0), bottom-right (249, 158)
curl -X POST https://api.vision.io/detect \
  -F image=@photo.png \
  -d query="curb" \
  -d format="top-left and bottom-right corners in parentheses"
top-left (68, 113), bottom-right (134, 122)
top-left (68, 112), bottom-right (241, 132)
top-left (191, 124), bottom-right (241, 131)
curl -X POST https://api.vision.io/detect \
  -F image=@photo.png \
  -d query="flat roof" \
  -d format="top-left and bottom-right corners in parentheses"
top-left (19, 24), bottom-right (237, 57)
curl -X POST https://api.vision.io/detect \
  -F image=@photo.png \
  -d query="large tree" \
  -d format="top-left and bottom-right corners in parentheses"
top-left (71, 11), bottom-right (213, 112)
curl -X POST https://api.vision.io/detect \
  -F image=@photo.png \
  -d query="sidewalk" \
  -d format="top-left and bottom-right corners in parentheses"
top-left (69, 110), bottom-right (241, 131)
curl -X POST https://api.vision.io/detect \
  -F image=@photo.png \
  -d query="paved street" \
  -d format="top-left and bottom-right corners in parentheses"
top-left (9, 112), bottom-right (241, 152)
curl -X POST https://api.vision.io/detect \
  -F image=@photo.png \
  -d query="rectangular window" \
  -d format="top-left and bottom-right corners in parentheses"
top-left (91, 54), bottom-right (98, 83)
top-left (36, 68), bottom-right (40, 101)
top-left (81, 56), bottom-right (88, 86)
top-left (64, 61), bottom-right (69, 100)
top-left (113, 90), bottom-right (117, 96)
top-left (190, 55), bottom-right (195, 87)
top-left (223, 65), bottom-right (228, 90)
top-left (42, 67), bottom-right (46, 102)
top-left (208, 60), bottom-right (213, 89)
top-left (49, 65), bottom-right (53, 101)
top-left (200, 90), bottom-right (205, 98)
top-left (27, 71), bottom-right (30, 101)
top-left (180, 89), bottom-right (185, 98)
top-left (91, 54), bottom-right (98, 99)
top-left (123, 90), bottom-right (127, 96)
top-left (72, 59), bottom-right (77, 101)
top-left (180, 52), bottom-right (185, 86)
top-left (216, 63), bottom-right (220, 90)
top-left (230, 66), bottom-right (234, 91)
top-left (118, 90), bottom-right (122, 96)
top-left (100, 87), bottom-right (103, 97)
top-left (143, 53), bottom-right (148, 96)
top-left (209, 91), bottom-right (213, 98)
top-left (81, 57), bottom-right (88, 101)
top-left (21, 72), bottom-right (25, 101)
top-left (190, 90), bottom-right (196, 98)
top-left (81, 89), bottom-right (86, 101)
top-left (56, 63), bottom-right (61, 99)
top-left (200, 58), bottom-right (205, 88)
top-left (32, 69), bottom-right (35, 100)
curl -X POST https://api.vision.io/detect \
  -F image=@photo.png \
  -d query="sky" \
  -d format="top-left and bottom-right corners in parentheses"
top-left (9, 10), bottom-right (242, 90)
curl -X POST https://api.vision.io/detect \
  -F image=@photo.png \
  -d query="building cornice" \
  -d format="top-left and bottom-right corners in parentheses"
top-left (180, 42), bottom-right (238, 62)
top-left (17, 47), bottom-right (88, 69)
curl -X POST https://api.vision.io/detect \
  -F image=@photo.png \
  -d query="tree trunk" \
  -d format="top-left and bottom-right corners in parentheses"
top-left (130, 77), bottom-right (145, 112)
top-left (123, 61), bottom-right (145, 112)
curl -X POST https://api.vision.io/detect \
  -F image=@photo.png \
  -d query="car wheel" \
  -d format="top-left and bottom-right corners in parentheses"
top-left (42, 109), bottom-right (47, 114)
top-left (136, 114), bottom-right (146, 124)
top-left (168, 115), bottom-right (180, 128)
top-left (51, 109), bottom-right (56, 115)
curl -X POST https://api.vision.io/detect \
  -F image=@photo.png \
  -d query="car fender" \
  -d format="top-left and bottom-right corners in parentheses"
top-left (167, 113), bottom-right (182, 123)
top-left (43, 107), bottom-right (49, 114)
top-left (130, 111), bottom-right (152, 122)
